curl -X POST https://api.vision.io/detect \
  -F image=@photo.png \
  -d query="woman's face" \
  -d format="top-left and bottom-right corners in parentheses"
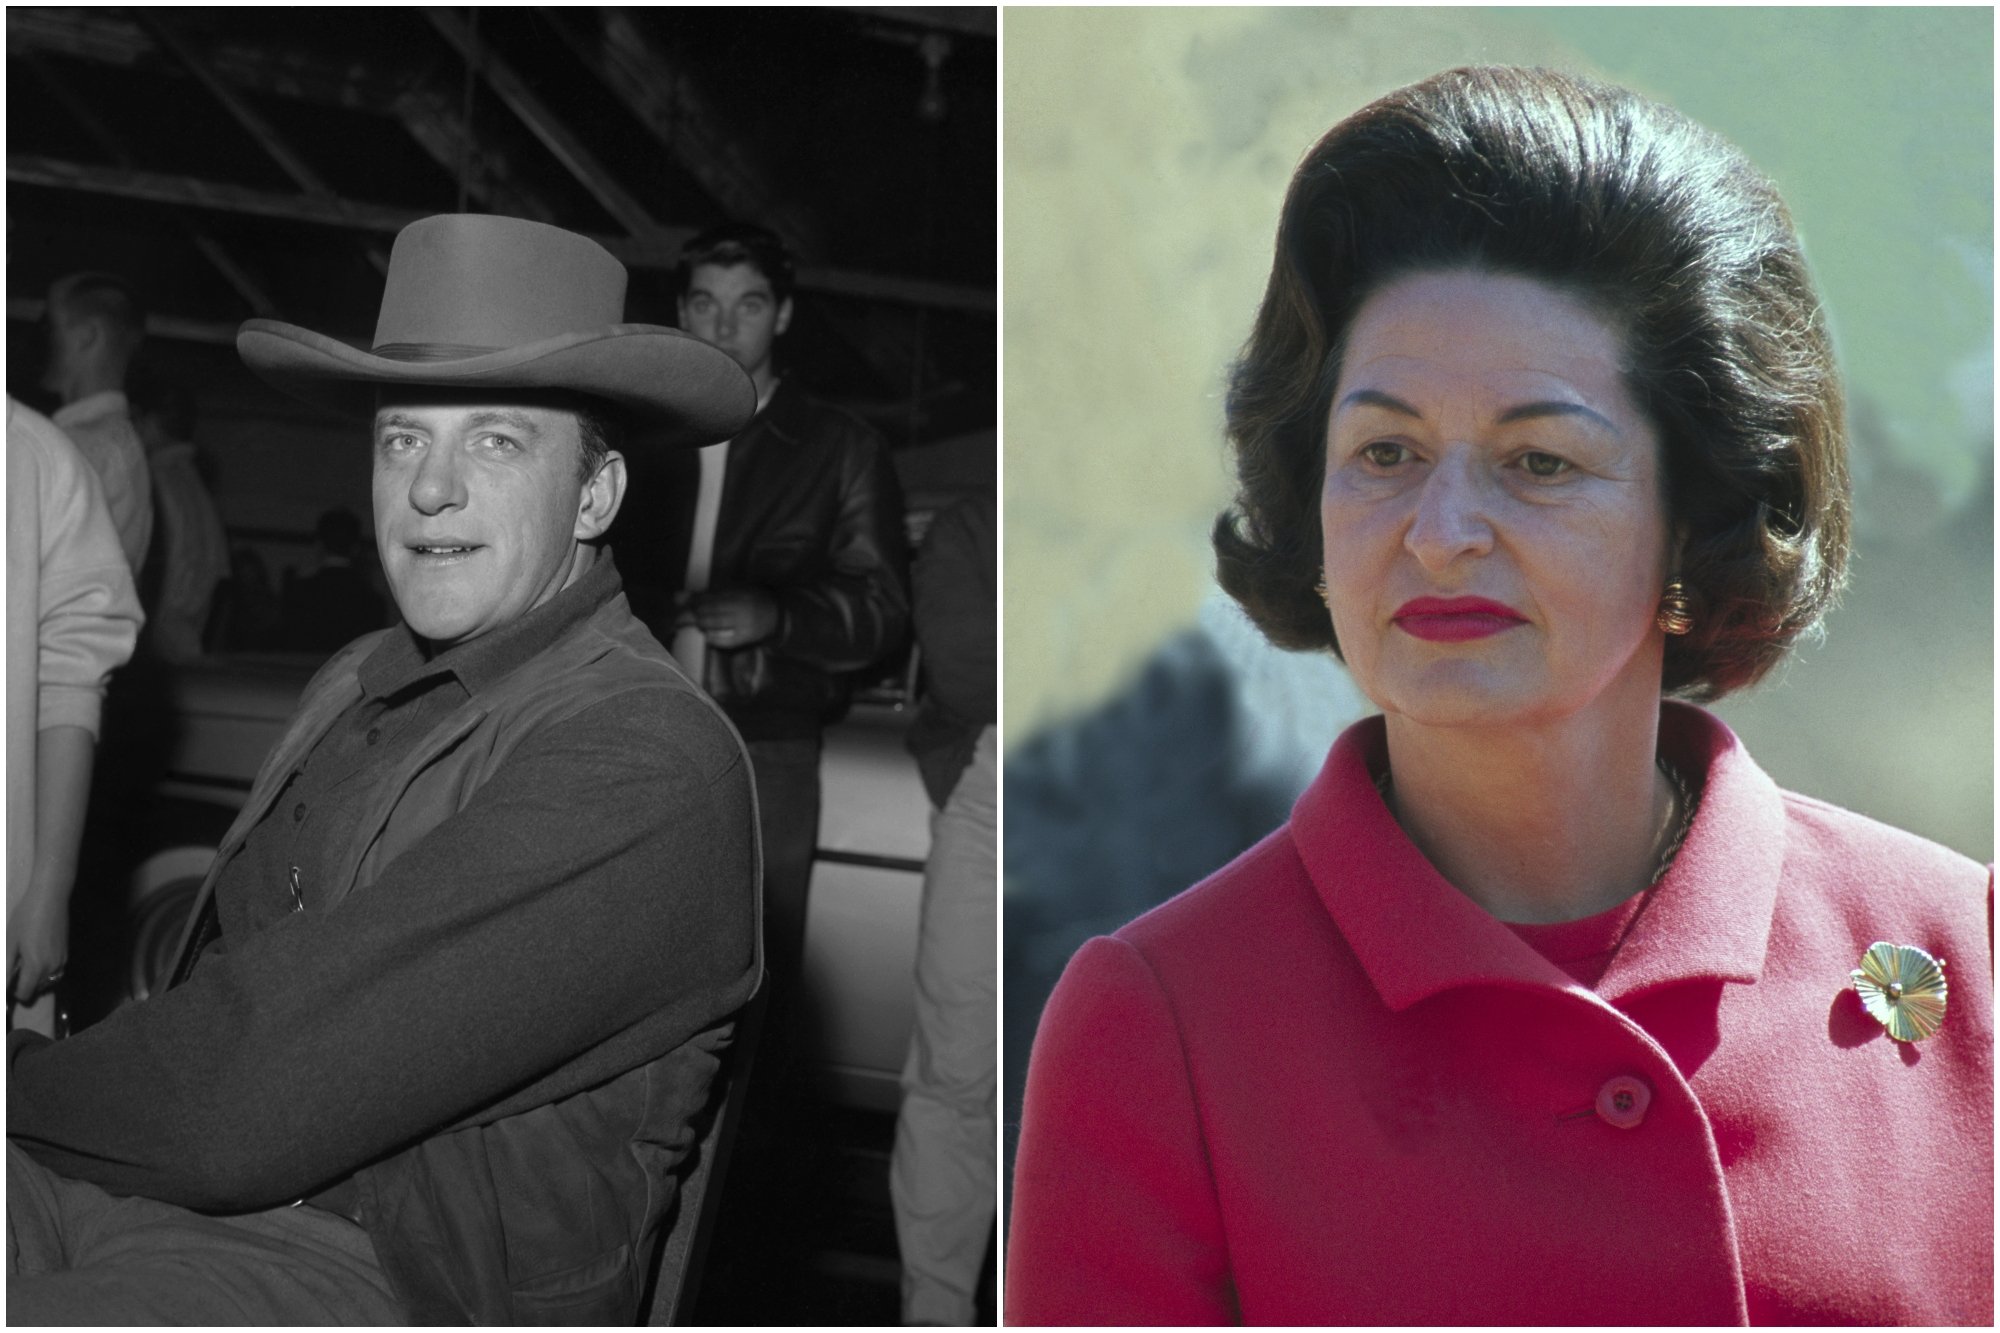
top-left (1319, 269), bottom-right (1674, 731)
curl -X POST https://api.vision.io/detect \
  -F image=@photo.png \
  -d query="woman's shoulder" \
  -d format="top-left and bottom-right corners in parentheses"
top-left (1109, 821), bottom-right (1321, 960)
top-left (1777, 788), bottom-right (1988, 894)
top-left (1770, 788), bottom-right (1990, 956)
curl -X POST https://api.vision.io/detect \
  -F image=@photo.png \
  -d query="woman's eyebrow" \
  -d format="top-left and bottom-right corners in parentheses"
top-left (1494, 400), bottom-right (1619, 433)
top-left (1336, 388), bottom-right (1618, 434)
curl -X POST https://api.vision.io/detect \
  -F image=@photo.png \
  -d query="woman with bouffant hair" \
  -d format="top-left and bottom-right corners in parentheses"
top-left (1008, 67), bottom-right (1990, 1326)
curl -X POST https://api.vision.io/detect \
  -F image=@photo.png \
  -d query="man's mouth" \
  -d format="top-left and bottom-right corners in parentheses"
top-left (409, 543), bottom-right (482, 559)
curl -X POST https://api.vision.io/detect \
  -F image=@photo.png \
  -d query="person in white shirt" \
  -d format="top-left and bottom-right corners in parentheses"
top-left (6, 398), bottom-right (143, 1035)
top-left (42, 273), bottom-right (153, 575)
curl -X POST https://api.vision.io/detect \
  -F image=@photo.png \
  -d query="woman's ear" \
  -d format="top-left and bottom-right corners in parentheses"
top-left (575, 452), bottom-right (627, 541)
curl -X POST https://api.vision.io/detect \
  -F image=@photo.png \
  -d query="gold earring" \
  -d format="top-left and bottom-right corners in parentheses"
top-left (1656, 578), bottom-right (1693, 635)
top-left (1315, 568), bottom-right (1330, 606)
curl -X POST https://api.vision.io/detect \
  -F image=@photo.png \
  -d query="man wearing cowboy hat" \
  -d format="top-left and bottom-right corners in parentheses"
top-left (6, 215), bottom-right (762, 1324)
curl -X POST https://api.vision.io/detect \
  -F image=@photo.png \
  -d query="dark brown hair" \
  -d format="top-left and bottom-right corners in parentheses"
top-left (1214, 66), bottom-right (1850, 700)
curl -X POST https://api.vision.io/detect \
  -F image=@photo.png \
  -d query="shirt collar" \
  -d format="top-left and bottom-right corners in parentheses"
top-left (52, 390), bottom-right (129, 429)
top-left (356, 552), bottom-right (623, 701)
top-left (1291, 702), bottom-right (1785, 1013)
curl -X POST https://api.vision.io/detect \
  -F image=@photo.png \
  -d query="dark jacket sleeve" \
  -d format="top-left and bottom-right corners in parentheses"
top-left (6, 690), bottom-right (757, 1213)
top-left (911, 495), bottom-right (996, 727)
top-left (767, 426), bottom-right (911, 675)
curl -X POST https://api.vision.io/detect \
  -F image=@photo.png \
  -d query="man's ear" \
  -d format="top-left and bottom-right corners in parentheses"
top-left (575, 451), bottom-right (627, 541)
top-left (774, 296), bottom-right (794, 338)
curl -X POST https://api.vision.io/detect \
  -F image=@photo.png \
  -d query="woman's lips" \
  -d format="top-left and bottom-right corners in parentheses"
top-left (1391, 596), bottom-right (1527, 642)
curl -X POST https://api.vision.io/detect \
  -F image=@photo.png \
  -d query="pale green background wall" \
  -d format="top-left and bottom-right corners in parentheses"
top-left (1004, 6), bottom-right (1993, 860)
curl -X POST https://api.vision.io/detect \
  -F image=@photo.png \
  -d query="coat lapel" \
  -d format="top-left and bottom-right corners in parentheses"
top-left (1291, 704), bottom-right (1787, 1013)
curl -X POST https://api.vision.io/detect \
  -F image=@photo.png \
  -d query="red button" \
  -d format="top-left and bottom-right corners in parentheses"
top-left (1596, 1075), bottom-right (1652, 1129)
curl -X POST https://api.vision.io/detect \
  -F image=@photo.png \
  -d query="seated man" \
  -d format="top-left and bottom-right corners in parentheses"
top-left (7, 215), bottom-right (763, 1325)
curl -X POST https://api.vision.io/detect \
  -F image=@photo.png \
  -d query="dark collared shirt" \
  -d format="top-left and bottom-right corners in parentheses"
top-left (221, 557), bottom-right (622, 934)
top-left (9, 554), bottom-right (755, 1226)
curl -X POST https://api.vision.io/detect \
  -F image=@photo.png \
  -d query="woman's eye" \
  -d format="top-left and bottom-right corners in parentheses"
top-left (1359, 441), bottom-right (1409, 468)
top-left (1517, 450), bottom-right (1571, 478)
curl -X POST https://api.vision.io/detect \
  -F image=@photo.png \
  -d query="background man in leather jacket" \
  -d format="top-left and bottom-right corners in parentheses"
top-left (615, 222), bottom-right (911, 1007)
top-left (8, 215), bottom-right (762, 1324)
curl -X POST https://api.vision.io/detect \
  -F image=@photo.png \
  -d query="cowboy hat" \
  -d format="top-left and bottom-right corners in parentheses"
top-left (237, 214), bottom-right (755, 447)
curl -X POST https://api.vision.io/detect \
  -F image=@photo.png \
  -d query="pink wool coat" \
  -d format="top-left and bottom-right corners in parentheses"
top-left (1007, 704), bottom-right (1992, 1325)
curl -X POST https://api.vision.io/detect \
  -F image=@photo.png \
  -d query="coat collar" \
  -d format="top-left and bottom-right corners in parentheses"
top-left (1290, 702), bottom-right (1786, 1012)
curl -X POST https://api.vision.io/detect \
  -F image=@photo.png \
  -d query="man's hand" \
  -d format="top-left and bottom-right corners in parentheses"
top-left (9, 893), bottom-right (69, 1006)
top-left (691, 588), bottom-right (780, 650)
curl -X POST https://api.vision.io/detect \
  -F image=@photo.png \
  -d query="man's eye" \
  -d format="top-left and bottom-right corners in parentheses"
top-left (382, 433), bottom-right (419, 451)
top-left (1517, 451), bottom-right (1571, 478)
top-left (480, 434), bottom-right (519, 452)
top-left (1360, 441), bottom-right (1409, 468)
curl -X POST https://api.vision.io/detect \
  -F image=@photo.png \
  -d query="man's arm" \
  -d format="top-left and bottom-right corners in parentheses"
top-left (8, 688), bottom-right (758, 1212)
top-left (10, 726), bottom-right (93, 1004)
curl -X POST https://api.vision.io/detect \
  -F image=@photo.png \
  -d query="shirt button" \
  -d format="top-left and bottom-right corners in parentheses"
top-left (1596, 1075), bottom-right (1652, 1129)
top-left (293, 802), bottom-right (307, 823)
top-left (366, 727), bottom-right (381, 745)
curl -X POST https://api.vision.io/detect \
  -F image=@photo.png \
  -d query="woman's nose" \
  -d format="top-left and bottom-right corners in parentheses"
top-left (1404, 450), bottom-right (1494, 570)
top-left (408, 441), bottom-right (466, 515)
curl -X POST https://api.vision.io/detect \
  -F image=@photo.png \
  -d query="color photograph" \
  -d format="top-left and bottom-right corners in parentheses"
top-left (1003, 6), bottom-right (1992, 1325)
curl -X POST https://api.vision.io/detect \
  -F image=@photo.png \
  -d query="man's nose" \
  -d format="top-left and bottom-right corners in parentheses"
top-left (1404, 448), bottom-right (1495, 571)
top-left (408, 441), bottom-right (467, 515)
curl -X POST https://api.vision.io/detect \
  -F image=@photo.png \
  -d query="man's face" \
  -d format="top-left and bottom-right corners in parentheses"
top-left (678, 262), bottom-right (792, 381)
top-left (371, 393), bottom-right (624, 648)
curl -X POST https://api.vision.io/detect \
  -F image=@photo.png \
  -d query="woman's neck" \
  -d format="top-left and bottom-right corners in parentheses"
top-left (1380, 701), bottom-right (1675, 925)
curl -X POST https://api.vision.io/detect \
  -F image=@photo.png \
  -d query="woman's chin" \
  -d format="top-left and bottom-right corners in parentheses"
top-left (1369, 669), bottom-right (1555, 731)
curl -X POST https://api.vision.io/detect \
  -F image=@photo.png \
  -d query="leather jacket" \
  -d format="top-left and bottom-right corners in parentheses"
top-left (615, 380), bottom-right (911, 741)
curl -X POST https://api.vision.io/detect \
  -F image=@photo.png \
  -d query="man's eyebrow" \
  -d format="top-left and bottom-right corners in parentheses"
top-left (1336, 389), bottom-right (1619, 434)
top-left (462, 408), bottom-right (542, 436)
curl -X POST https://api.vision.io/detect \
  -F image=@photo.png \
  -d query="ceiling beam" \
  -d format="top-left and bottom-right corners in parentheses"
top-left (9, 155), bottom-right (424, 233)
top-left (538, 9), bottom-right (919, 390)
top-left (4, 297), bottom-right (338, 349)
top-left (421, 6), bottom-right (658, 238)
top-left (9, 156), bottom-right (994, 313)
top-left (18, 50), bottom-right (284, 319)
top-left (842, 7), bottom-right (997, 40)
top-left (5, 9), bottom-right (413, 110)
top-left (8, 8), bottom-right (991, 314)
top-left (540, 8), bottom-right (825, 256)
top-left (391, 86), bottom-right (559, 224)
top-left (137, 16), bottom-right (392, 277)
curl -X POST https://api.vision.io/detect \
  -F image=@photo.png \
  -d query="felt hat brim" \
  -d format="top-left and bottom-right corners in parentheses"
top-left (237, 318), bottom-right (755, 448)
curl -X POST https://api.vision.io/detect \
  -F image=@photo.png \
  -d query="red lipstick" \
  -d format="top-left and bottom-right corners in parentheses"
top-left (1391, 596), bottom-right (1527, 643)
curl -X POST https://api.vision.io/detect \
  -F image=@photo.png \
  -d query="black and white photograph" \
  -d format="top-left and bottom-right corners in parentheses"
top-left (5, 6), bottom-right (995, 1325)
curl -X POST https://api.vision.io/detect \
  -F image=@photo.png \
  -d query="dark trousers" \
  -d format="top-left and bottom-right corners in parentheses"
top-left (745, 735), bottom-right (821, 1007)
